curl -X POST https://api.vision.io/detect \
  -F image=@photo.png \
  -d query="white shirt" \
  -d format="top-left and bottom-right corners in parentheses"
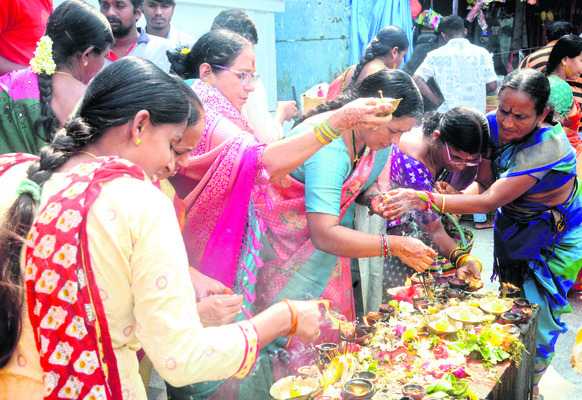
top-left (241, 78), bottom-right (284, 144)
top-left (166, 25), bottom-right (196, 50)
top-left (415, 38), bottom-right (497, 113)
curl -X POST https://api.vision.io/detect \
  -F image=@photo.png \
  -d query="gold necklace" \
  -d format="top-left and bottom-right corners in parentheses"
top-left (79, 151), bottom-right (98, 158)
top-left (351, 130), bottom-right (365, 168)
top-left (55, 71), bottom-right (75, 79)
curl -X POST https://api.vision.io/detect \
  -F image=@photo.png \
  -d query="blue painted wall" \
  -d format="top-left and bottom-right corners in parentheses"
top-left (274, 0), bottom-right (351, 103)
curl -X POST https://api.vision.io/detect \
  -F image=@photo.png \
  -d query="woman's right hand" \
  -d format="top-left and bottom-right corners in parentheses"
top-left (391, 236), bottom-right (437, 273)
top-left (291, 300), bottom-right (322, 343)
top-left (327, 97), bottom-right (395, 132)
top-left (383, 189), bottom-right (427, 220)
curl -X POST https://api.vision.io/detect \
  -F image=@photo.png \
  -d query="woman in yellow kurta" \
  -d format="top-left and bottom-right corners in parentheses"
top-left (0, 57), bottom-right (322, 400)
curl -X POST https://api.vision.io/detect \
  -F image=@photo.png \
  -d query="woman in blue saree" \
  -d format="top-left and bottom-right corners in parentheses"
top-left (385, 69), bottom-right (582, 400)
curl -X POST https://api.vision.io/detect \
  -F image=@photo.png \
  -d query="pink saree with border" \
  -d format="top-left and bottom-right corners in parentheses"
top-left (255, 145), bottom-right (378, 343)
top-left (170, 80), bottom-right (268, 316)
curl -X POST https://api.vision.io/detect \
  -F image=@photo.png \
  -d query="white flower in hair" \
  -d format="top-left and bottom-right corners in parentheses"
top-left (30, 36), bottom-right (57, 75)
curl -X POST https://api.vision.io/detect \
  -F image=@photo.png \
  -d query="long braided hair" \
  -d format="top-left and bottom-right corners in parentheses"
top-left (0, 57), bottom-right (191, 368)
top-left (349, 26), bottom-right (409, 87)
top-left (34, 0), bottom-right (113, 143)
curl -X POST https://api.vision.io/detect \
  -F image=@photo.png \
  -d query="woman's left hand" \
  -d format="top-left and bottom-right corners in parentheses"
top-left (369, 193), bottom-right (390, 218)
top-left (456, 259), bottom-right (482, 282)
top-left (383, 189), bottom-right (426, 220)
top-left (434, 181), bottom-right (460, 195)
top-left (196, 294), bottom-right (244, 327)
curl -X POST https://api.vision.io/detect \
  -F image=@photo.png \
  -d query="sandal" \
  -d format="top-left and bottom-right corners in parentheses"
top-left (532, 394), bottom-right (544, 400)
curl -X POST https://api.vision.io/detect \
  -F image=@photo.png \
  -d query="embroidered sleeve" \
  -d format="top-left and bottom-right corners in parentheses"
top-left (97, 181), bottom-right (255, 387)
top-left (232, 320), bottom-right (260, 378)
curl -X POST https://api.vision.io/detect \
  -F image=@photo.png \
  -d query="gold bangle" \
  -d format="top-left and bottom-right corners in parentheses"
top-left (314, 126), bottom-right (330, 145)
top-left (468, 254), bottom-right (483, 272)
top-left (441, 195), bottom-right (446, 213)
top-left (281, 299), bottom-right (298, 337)
top-left (318, 121), bottom-right (337, 141)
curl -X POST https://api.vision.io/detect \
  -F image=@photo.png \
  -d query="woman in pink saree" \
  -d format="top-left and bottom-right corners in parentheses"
top-left (166, 30), bottom-right (406, 399)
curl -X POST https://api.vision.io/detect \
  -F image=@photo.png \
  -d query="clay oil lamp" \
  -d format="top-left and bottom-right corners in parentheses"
top-left (413, 297), bottom-right (429, 311)
top-left (448, 278), bottom-right (468, 291)
top-left (401, 384), bottom-right (426, 400)
top-left (340, 322), bottom-right (373, 345)
top-left (353, 371), bottom-right (378, 382)
top-left (502, 282), bottom-right (520, 298)
top-left (379, 303), bottom-right (396, 316)
top-left (512, 305), bottom-right (532, 322)
top-left (499, 312), bottom-right (523, 325)
top-left (514, 298), bottom-right (531, 308)
top-left (297, 365), bottom-right (318, 379)
top-left (446, 288), bottom-right (465, 299)
top-left (316, 343), bottom-right (338, 362)
top-left (342, 378), bottom-right (375, 399)
top-left (364, 312), bottom-right (383, 326)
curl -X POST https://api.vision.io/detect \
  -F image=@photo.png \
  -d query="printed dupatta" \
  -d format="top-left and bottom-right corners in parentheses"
top-left (255, 146), bottom-right (378, 325)
top-left (0, 153), bottom-right (147, 400)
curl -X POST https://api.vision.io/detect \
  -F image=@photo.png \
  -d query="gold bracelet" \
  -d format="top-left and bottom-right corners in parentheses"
top-left (458, 254), bottom-right (483, 272)
top-left (441, 195), bottom-right (446, 213)
top-left (314, 126), bottom-right (330, 145)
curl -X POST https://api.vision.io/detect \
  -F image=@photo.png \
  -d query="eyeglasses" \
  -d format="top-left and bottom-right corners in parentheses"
top-left (445, 143), bottom-right (481, 166)
top-left (212, 65), bottom-right (258, 86)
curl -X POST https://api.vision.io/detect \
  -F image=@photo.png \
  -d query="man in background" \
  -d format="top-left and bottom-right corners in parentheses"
top-left (211, 9), bottom-right (298, 144)
top-left (413, 15), bottom-right (497, 114)
top-left (413, 15), bottom-right (498, 229)
top-left (0, 0), bottom-right (52, 75)
top-left (100, 0), bottom-right (173, 72)
top-left (142, 0), bottom-right (195, 50)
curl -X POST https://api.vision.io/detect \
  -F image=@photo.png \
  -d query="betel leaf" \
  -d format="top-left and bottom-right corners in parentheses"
top-left (426, 373), bottom-right (469, 398)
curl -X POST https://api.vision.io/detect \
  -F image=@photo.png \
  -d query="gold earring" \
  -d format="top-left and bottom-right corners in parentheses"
top-left (83, 60), bottom-right (88, 67)
top-left (565, 65), bottom-right (573, 75)
top-left (136, 139), bottom-right (141, 146)
top-left (393, 63), bottom-right (397, 69)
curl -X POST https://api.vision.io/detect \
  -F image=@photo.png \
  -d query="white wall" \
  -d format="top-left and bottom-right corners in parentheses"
top-left (53, 0), bottom-right (285, 111)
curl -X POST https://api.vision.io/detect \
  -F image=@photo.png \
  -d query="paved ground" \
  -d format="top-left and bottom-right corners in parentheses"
top-left (146, 221), bottom-right (582, 400)
top-left (467, 221), bottom-right (582, 400)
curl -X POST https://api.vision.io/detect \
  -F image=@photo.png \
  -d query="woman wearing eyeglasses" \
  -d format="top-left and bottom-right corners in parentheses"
top-left (381, 107), bottom-right (487, 292)
top-left (386, 69), bottom-right (582, 399)
top-left (165, 29), bottom-right (407, 400)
